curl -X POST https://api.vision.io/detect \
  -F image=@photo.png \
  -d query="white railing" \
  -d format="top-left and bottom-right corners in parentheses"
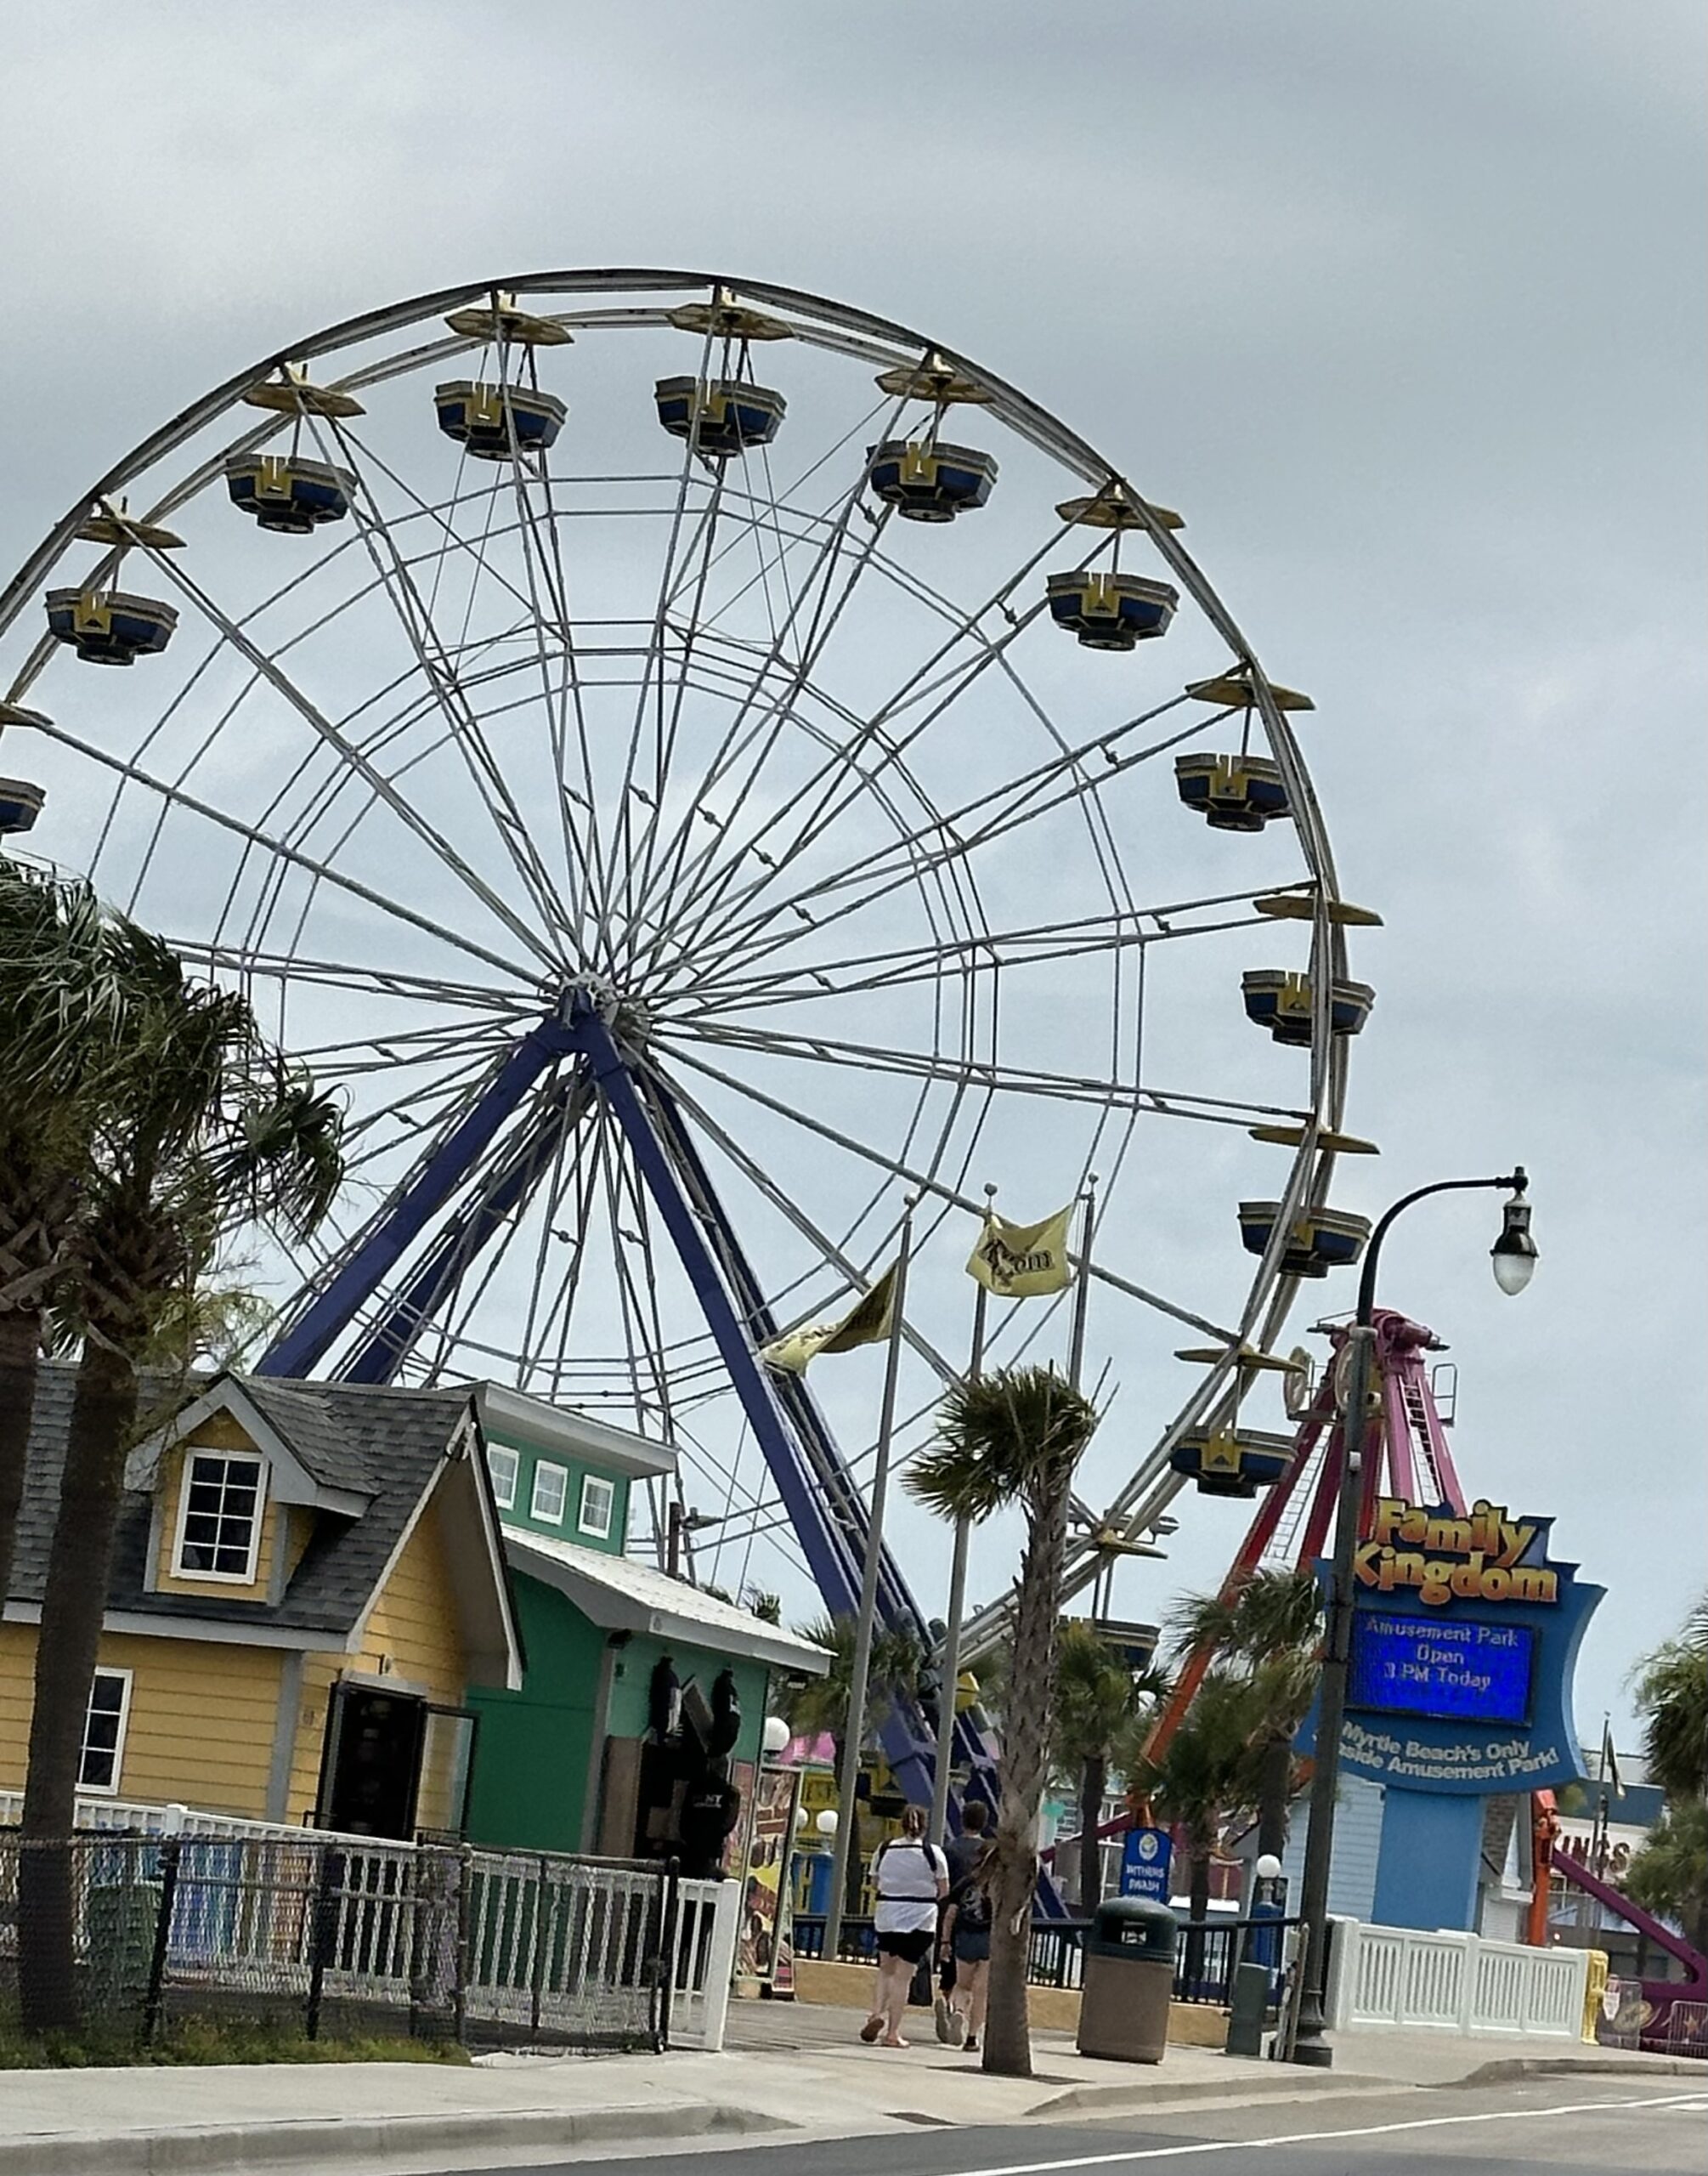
top-left (1329, 1915), bottom-right (1589, 2038)
top-left (1, 1793), bottom-right (740, 2047)
top-left (670, 1877), bottom-right (740, 2052)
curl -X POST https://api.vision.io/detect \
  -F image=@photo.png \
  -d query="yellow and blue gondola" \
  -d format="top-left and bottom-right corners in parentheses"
top-left (867, 439), bottom-right (997, 522)
top-left (434, 382), bottom-right (566, 461)
top-left (1237, 1201), bottom-right (1371, 1278)
top-left (1240, 971), bottom-right (1376, 1046)
top-left (1045, 570), bottom-right (1179, 650)
top-left (654, 377), bottom-right (786, 457)
top-left (225, 454), bottom-right (357, 533)
top-left (44, 589), bottom-right (178, 666)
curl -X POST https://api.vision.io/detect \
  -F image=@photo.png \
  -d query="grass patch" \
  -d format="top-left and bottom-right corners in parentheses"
top-left (0, 2014), bottom-right (471, 2068)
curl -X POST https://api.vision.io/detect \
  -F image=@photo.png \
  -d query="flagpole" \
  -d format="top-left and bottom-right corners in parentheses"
top-left (824, 1202), bottom-right (915, 1960)
top-left (1067, 1174), bottom-right (1098, 1392)
top-left (930, 1185), bottom-right (996, 1848)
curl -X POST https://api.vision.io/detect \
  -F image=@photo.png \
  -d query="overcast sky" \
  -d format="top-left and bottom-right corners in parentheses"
top-left (2, 0), bottom-right (1702, 1747)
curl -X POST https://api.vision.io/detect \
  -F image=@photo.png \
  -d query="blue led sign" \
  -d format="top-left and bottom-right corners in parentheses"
top-left (1349, 1612), bottom-right (1534, 1726)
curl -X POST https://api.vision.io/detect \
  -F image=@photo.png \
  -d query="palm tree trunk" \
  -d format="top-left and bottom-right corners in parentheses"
top-left (0, 1306), bottom-right (42, 1613)
top-left (984, 1472), bottom-right (1074, 2079)
top-left (1257, 1735), bottom-right (1292, 1862)
top-left (1182, 1816), bottom-right (1213, 1995)
top-left (19, 1337), bottom-right (139, 2033)
top-left (1077, 1753), bottom-right (1107, 1911)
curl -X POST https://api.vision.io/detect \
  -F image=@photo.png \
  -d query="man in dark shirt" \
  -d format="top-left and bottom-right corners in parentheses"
top-left (944, 1799), bottom-right (989, 1890)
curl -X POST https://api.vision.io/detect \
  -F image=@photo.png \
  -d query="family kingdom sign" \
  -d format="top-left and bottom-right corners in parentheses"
top-left (1302, 1497), bottom-right (1601, 1795)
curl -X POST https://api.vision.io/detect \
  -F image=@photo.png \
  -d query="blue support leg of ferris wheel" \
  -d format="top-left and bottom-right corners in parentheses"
top-left (564, 993), bottom-right (872, 1624)
top-left (257, 1013), bottom-right (577, 1379)
top-left (339, 1077), bottom-right (590, 1385)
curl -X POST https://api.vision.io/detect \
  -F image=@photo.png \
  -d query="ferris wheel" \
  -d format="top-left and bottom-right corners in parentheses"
top-left (0, 268), bottom-right (1378, 1662)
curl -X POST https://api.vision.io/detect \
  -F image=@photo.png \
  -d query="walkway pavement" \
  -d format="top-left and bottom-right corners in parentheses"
top-left (0, 2003), bottom-right (1694, 2176)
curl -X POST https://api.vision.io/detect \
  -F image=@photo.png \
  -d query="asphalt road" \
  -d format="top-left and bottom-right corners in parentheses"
top-left (448, 2077), bottom-right (1708, 2176)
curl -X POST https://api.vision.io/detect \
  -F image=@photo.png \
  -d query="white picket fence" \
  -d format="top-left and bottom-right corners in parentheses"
top-left (1328, 1915), bottom-right (1588, 2038)
top-left (0, 1793), bottom-right (738, 2051)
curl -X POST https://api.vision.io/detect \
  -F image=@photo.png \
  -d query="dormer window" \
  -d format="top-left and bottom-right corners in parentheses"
top-left (530, 1460), bottom-right (568, 1525)
top-left (578, 1473), bottom-right (615, 1539)
top-left (487, 1443), bottom-right (519, 1510)
top-left (173, 1451), bottom-right (266, 1581)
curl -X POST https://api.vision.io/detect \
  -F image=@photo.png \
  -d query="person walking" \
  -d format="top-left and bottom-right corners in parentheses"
top-left (938, 1839), bottom-right (995, 2050)
top-left (935, 1800), bottom-right (989, 2043)
top-left (861, 1805), bottom-right (947, 2048)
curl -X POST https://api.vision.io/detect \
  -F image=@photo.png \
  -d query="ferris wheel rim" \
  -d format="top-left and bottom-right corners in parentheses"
top-left (0, 264), bottom-right (1360, 1615)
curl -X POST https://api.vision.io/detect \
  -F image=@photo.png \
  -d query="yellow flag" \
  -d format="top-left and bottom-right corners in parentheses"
top-left (759, 1261), bottom-right (899, 1374)
top-left (965, 1204), bottom-right (1075, 1297)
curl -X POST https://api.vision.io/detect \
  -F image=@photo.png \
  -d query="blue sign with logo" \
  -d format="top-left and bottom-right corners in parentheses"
top-left (1299, 1497), bottom-right (1600, 1796)
top-left (1120, 1824), bottom-right (1173, 1901)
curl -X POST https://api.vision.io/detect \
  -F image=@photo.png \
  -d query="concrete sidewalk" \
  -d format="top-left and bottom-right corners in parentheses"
top-left (0, 2008), bottom-right (1695, 2176)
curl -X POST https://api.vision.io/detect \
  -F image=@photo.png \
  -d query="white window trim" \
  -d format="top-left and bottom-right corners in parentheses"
top-left (578, 1472), bottom-right (615, 1539)
top-left (487, 1443), bottom-right (519, 1511)
top-left (530, 1459), bottom-right (568, 1526)
top-left (170, 1449), bottom-right (269, 1585)
top-left (79, 1667), bottom-right (134, 1797)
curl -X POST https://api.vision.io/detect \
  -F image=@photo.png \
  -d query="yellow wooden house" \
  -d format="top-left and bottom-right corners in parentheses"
top-left (1, 1366), bottom-right (522, 1836)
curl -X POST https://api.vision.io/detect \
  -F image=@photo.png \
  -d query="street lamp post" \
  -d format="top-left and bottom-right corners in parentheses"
top-left (1288, 1166), bottom-right (1537, 2067)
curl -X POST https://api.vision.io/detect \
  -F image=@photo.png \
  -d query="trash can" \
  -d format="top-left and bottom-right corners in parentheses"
top-left (1077, 1897), bottom-right (1177, 2064)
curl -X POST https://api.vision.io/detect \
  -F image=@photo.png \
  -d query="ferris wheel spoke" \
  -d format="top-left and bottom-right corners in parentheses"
top-left (665, 1041), bottom-right (1241, 1343)
top-left (23, 708), bottom-right (540, 983)
top-left (129, 541), bottom-right (563, 971)
top-left (677, 890), bottom-right (1271, 1017)
top-left (660, 1068), bottom-right (968, 1389)
top-left (666, 689), bottom-right (1202, 997)
top-left (651, 521), bottom-right (1079, 970)
top-left (497, 460), bottom-right (612, 956)
top-left (173, 944), bottom-right (521, 1015)
top-left (320, 459), bottom-right (585, 955)
top-left (624, 494), bottom-right (893, 966)
top-left (662, 1022), bottom-right (1308, 1130)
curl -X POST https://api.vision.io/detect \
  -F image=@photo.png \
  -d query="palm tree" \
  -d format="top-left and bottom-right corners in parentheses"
top-left (1052, 1621), bottom-right (1167, 1909)
top-left (19, 927), bottom-right (342, 2031)
top-left (1632, 1595), bottom-right (1708, 1805)
top-left (785, 1612), bottom-right (923, 1917)
top-left (1170, 1567), bottom-right (1323, 1860)
top-left (0, 864), bottom-right (142, 1612)
top-left (1623, 1799), bottom-right (1708, 1955)
top-left (907, 1365), bottom-right (1100, 2079)
top-left (1128, 1669), bottom-right (1253, 1979)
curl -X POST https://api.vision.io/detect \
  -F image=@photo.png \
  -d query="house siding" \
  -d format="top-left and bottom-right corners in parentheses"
top-left (282, 1493), bottom-right (470, 1828)
top-left (484, 1428), bottom-right (631, 1556)
top-left (464, 1571), bottom-right (772, 1856)
top-left (0, 1624), bottom-right (283, 1817)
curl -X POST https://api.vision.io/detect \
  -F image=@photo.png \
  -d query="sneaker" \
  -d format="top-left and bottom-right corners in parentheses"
top-left (963, 2034), bottom-right (979, 2052)
top-left (933, 1993), bottom-right (954, 2044)
top-left (947, 2009), bottom-right (968, 2048)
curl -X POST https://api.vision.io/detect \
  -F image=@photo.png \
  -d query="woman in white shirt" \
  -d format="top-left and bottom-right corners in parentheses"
top-left (860, 1805), bottom-right (948, 2047)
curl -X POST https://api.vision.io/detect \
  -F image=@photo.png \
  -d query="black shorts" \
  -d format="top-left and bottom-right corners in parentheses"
top-left (876, 1927), bottom-right (934, 1964)
top-left (953, 1928), bottom-right (991, 1965)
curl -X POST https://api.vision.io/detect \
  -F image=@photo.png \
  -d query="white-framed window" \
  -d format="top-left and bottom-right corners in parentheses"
top-left (530, 1459), bottom-right (568, 1525)
top-left (578, 1473), bottom-right (616, 1539)
top-left (80, 1669), bottom-right (133, 1794)
top-left (173, 1451), bottom-right (266, 1582)
top-left (487, 1443), bottom-right (519, 1510)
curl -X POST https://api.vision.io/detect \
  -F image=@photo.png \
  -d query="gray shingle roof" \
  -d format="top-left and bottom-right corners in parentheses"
top-left (10, 1362), bottom-right (474, 1638)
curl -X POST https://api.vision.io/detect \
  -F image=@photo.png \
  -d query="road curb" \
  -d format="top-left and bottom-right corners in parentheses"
top-left (1453, 2054), bottom-right (1706, 2086)
top-left (0, 2097), bottom-right (795, 2175)
top-left (1028, 2068), bottom-right (1398, 2118)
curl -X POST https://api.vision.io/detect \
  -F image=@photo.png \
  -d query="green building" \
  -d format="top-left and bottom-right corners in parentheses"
top-left (464, 1385), bottom-right (828, 1861)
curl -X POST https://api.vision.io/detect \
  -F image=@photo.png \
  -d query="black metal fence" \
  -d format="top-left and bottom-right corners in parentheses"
top-left (0, 1831), bottom-right (676, 2053)
top-left (793, 1910), bottom-right (1298, 2007)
